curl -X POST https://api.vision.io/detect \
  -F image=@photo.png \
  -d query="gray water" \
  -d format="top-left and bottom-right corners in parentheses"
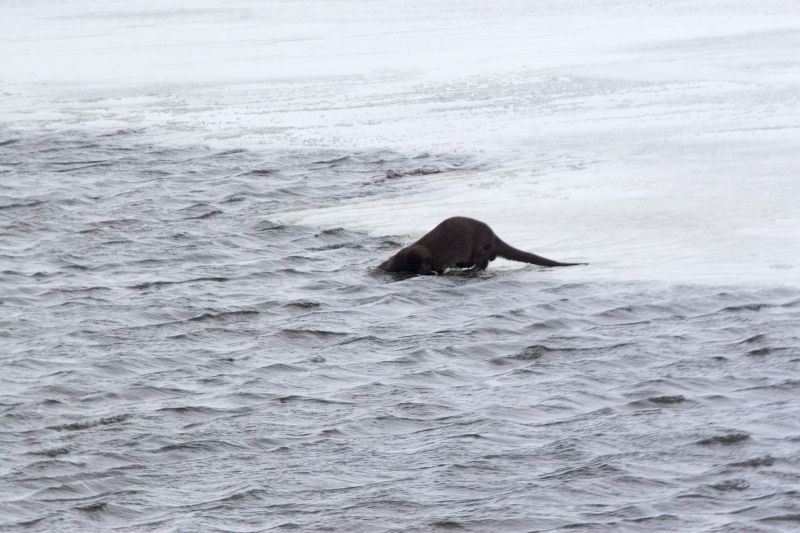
top-left (1, 129), bottom-right (799, 532)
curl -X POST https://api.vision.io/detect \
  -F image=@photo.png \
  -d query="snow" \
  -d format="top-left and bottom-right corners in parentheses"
top-left (2, 0), bottom-right (799, 284)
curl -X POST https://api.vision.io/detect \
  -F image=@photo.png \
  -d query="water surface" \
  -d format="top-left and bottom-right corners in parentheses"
top-left (2, 130), bottom-right (799, 531)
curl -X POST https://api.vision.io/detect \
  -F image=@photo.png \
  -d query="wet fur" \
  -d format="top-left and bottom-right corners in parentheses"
top-left (378, 216), bottom-right (583, 275)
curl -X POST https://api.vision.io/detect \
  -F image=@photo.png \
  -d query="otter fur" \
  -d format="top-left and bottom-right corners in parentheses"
top-left (378, 216), bottom-right (584, 275)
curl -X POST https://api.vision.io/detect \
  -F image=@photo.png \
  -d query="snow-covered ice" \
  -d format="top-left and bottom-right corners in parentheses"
top-left (3, 0), bottom-right (799, 284)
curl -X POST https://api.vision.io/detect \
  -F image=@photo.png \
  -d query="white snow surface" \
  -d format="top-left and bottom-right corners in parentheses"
top-left (3, 0), bottom-right (799, 284)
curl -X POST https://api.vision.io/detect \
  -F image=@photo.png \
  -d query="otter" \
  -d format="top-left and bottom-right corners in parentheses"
top-left (378, 216), bottom-right (584, 275)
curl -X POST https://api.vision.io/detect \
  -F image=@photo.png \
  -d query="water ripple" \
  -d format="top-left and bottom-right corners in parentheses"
top-left (1, 130), bottom-right (799, 531)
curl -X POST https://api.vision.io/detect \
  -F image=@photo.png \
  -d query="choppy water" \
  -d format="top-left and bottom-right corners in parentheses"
top-left (2, 129), bottom-right (800, 532)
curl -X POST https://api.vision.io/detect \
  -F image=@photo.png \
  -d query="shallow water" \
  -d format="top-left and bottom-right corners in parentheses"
top-left (2, 130), bottom-right (799, 531)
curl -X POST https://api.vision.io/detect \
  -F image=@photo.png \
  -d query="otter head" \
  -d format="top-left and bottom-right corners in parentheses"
top-left (379, 245), bottom-right (435, 275)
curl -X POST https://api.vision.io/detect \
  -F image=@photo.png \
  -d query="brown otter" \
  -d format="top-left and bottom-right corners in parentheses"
top-left (378, 216), bottom-right (584, 275)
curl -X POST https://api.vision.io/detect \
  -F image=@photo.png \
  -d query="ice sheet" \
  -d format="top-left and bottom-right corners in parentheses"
top-left (2, 0), bottom-right (799, 284)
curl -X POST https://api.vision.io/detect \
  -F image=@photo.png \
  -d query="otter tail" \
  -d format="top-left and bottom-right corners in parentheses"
top-left (495, 239), bottom-right (583, 267)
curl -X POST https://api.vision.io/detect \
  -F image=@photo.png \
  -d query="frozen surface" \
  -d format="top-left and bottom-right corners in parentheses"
top-left (3, 0), bottom-right (800, 284)
top-left (2, 1), bottom-right (800, 531)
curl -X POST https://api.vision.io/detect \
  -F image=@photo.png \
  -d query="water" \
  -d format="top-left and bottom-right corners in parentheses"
top-left (2, 129), bottom-right (800, 531)
top-left (3, 0), bottom-right (800, 530)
